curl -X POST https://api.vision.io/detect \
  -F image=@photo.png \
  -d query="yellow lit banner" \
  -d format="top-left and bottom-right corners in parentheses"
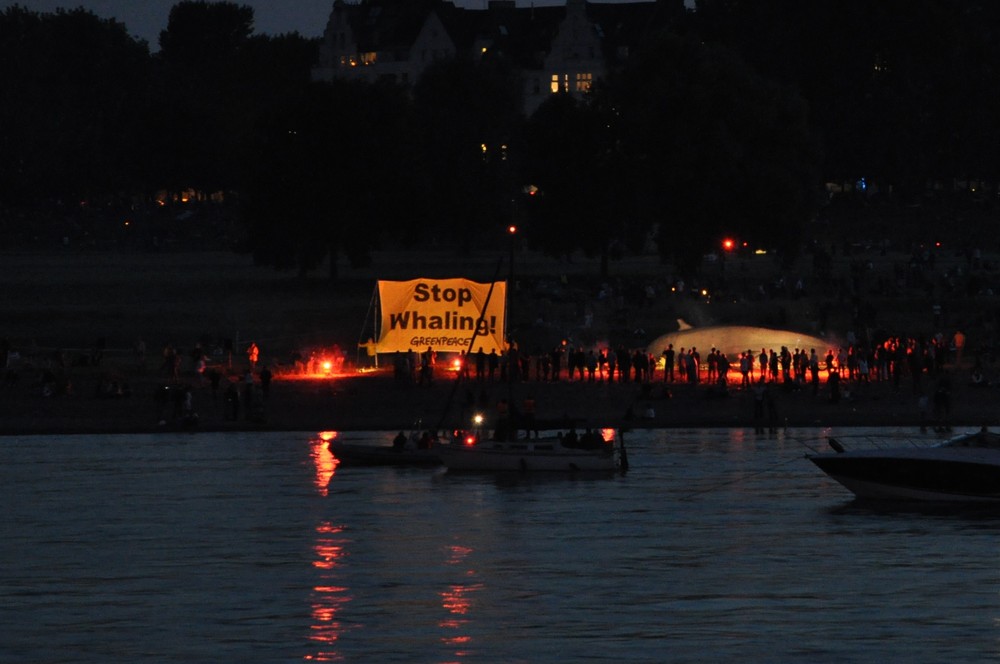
top-left (377, 278), bottom-right (507, 354)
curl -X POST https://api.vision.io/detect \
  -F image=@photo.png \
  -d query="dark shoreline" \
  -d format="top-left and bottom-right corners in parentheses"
top-left (2, 367), bottom-right (998, 437)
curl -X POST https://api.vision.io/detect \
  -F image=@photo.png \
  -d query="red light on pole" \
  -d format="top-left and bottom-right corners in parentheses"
top-left (722, 238), bottom-right (735, 252)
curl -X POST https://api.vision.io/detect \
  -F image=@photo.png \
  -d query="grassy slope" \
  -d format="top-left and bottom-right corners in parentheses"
top-left (0, 243), bottom-right (993, 364)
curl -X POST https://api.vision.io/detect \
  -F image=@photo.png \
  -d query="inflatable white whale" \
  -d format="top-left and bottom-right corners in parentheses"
top-left (646, 320), bottom-right (838, 361)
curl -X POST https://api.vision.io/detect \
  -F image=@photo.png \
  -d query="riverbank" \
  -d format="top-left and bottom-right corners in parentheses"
top-left (2, 363), bottom-right (998, 436)
top-left (2, 246), bottom-right (999, 437)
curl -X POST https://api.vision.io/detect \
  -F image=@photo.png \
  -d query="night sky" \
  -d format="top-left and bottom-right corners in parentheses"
top-left (1, 0), bottom-right (647, 49)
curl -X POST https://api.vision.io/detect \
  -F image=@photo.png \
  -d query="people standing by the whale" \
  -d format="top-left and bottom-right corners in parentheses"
top-left (739, 351), bottom-right (751, 390)
top-left (662, 344), bottom-right (674, 382)
top-left (618, 345), bottom-right (631, 383)
top-left (809, 348), bottom-right (820, 395)
top-left (707, 348), bottom-right (718, 384)
top-left (717, 351), bottom-right (730, 385)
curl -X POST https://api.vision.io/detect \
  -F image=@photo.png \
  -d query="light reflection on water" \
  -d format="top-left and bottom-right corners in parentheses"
top-left (307, 522), bottom-right (351, 662)
top-left (1, 428), bottom-right (1000, 662)
top-left (439, 544), bottom-right (480, 656)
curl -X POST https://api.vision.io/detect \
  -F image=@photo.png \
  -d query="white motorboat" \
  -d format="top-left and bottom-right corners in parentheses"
top-left (808, 428), bottom-right (1000, 502)
top-left (437, 429), bottom-right (626, 472)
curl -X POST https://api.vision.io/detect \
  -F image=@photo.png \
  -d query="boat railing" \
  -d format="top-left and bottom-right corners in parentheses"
top-left (818, 429), bottom-right (986, 452)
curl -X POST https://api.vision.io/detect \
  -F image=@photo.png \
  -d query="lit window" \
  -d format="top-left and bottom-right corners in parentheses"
top-left (550, 74), bottom-right (569, 94)
top-left (360, 52), bottom-right (376, 65)
top-left (575, 73), bottom-right (592, 92)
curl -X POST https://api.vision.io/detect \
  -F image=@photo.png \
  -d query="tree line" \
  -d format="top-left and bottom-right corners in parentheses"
top-left (2, 1), bottom-right (998, 277)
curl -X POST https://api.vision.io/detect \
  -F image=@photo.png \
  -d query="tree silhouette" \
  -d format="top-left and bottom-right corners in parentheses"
top-left (242, 80), bottom-right (419, 278)
top-left (0, 6), bottom-right (150, 205)
top-left (522, 91), bottom-right (632, 276)
top-left (147, 1), bottom-right (257, 194)
top-left (412, 57), bottom-right (525, 251)
top-left (608, 32), bottom-right (819, 273)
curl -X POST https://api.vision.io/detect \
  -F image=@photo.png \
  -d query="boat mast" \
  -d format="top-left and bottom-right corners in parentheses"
top-left (433, 255), bottom-right (505, 434)
top-left (506, 224), bottom-right (516, 442)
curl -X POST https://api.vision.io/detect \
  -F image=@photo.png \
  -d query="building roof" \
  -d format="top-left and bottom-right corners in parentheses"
top-left (327, 0), bottom-right (680, 67)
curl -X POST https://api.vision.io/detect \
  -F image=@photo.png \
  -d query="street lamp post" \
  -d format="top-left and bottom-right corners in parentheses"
top-left (505, 224), bottom-right (517, 441)
top-left (507, 224), bottom-right (517, 289)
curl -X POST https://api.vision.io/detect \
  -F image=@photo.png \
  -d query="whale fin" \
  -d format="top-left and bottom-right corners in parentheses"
top-left (677, 319), bottom-right (693, 331)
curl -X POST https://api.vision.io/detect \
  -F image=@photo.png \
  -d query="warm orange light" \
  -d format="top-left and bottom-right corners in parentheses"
top-left (722, 238), bottom-right (735, 251)
top-left (441, 585), bottom-right (476, 615)
top-left (508, 224), bottom-right (517, 235)
top-left (322, 360), bottom-right (333, 373)
top-left (465, 435), bottom-right (476, 445)
top-left (308, 521), bottom-right (351, 662)
top-left (311, 436), bottom-right (338, 495)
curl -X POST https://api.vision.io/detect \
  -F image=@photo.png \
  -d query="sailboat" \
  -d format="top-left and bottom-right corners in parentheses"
top-left (436, 420), bottom-right (625, 472)
top-left (435, 227), bottom-right (628, 473)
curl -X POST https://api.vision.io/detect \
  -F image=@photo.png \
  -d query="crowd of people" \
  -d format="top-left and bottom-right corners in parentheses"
top-left (0, 317), bottom-right (974, 435)
top-left (386, 331), bottom-right (968, 397)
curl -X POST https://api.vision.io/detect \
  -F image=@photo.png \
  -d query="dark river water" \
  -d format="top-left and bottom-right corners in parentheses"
top-left (2, 428), bottom-right (999, 663)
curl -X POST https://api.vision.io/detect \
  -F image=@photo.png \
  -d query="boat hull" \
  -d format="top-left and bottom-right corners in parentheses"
top-left (438, 440), bottom-right (618, 472)
top-left (809, 452), bottom-right (1000, 503)
top-left (329, 441), bottom-right (442, 467)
